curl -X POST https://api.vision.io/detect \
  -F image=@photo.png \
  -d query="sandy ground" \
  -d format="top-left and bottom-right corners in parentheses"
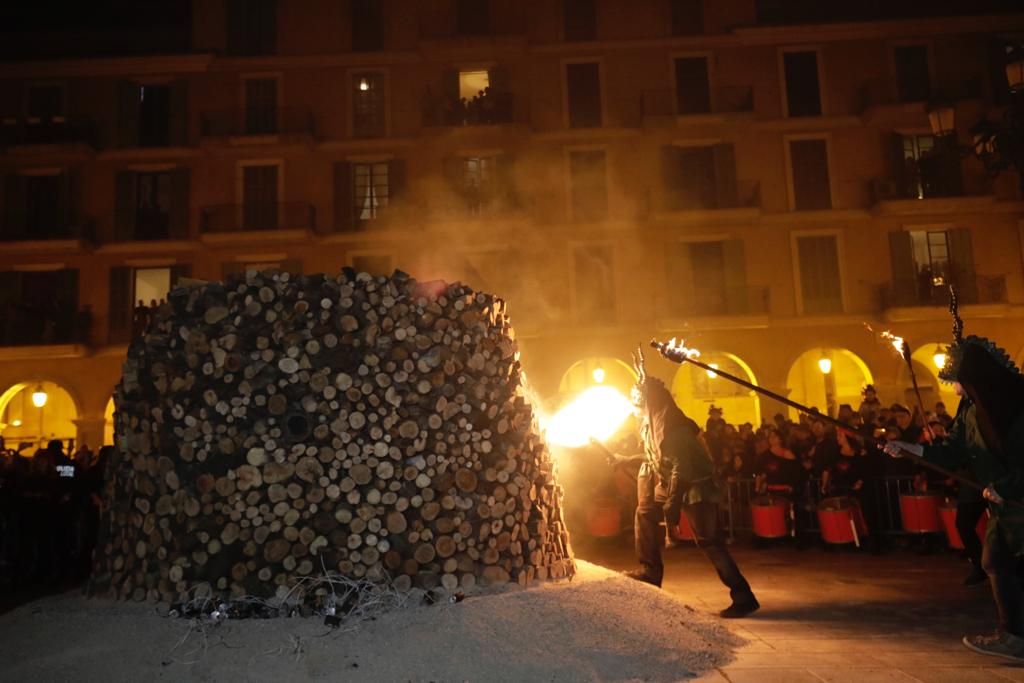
top-left (0, 561), bottom-right (741, 683)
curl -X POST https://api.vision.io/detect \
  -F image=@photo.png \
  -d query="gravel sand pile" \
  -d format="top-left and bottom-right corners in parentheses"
top-left (0, 561), bottom-right (741, 682)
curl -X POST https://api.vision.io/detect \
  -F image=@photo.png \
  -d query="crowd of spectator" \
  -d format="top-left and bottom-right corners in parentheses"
top-left (0, 437), bottom-right (108, 587)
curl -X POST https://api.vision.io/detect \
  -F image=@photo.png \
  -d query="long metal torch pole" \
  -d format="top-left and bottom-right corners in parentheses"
top-left (648, 339), bottom-right (999, 499)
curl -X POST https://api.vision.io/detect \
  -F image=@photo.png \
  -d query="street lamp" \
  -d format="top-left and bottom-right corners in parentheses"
top-left (592, 367), bottom-right (605, 384)
top-left (818, 354), bottom-right (836, 417)
top-left (817, 357), bottom-right (832, 375)
top-left (31, 384), bottom-right (48, 408)
top-left (706, 363), bottom-right (719, 379)
top-left (932, 351), bottom-right (947, 370)
top-left (927, 100), bottom-right (956, 138)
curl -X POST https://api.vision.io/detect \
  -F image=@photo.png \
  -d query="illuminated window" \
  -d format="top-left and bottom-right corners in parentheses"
top-left (353, 162), bottom-right (389, 223)
top-left (353, 72), bottom-right (386, 138)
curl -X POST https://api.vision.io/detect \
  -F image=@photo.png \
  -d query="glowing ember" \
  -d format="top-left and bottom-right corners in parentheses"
top-left (544, 385), bottom-right (635, 448)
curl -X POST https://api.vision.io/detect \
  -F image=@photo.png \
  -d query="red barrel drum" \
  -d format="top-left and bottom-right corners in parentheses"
top-left (751, 496), bottom-right (790, 538)
top-left (587, 498), bottom-right (621, 538)
top-left (817, 496), bottom-right (868, 545)
top-left (940, 500), bottom-right (990, 550)
top-left (676, 510), bottom-right (696, 540)
top-left (900, 493), bottom-right (943, 533)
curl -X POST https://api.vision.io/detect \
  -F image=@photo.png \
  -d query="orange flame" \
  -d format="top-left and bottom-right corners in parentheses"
top-left (544, 386), bottom-right (635, 448)
top-left (666, 337), bottom-right (701, 359)
top-left (880, 330), bottom-right (907, 356)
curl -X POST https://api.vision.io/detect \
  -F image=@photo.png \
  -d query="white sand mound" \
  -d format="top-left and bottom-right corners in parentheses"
top-left (0, 561), bottom-right (741, 683)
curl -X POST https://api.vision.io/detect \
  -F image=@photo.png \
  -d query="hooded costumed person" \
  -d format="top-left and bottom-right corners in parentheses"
top-left (623, 349), bottom-right (758, 618)
top-left (887, 300), bottom-right (1024, 660)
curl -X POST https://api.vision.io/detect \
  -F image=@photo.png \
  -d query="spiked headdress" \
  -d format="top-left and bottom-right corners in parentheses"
top-left (938, 287), bottom-right (1019, 382)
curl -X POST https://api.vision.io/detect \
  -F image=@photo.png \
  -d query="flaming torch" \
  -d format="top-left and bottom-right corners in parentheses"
top-left (877, 329), bottom-right (934, 440)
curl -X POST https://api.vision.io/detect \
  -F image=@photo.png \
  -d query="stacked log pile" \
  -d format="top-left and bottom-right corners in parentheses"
top-left (90, 268), bottom-right (574, 605)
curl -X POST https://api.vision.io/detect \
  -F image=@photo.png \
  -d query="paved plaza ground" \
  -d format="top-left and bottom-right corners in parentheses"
top-left (581, 535), bottom-right (1024, 682)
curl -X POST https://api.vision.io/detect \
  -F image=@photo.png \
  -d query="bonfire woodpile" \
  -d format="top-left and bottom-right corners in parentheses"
top-left (89, 268), bottom-right (574, 605)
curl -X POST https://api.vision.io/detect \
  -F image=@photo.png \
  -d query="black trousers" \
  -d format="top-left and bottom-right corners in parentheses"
top-left (635, 468), bottom-right (754, 602)
top-left (981, 523), bottom-right (1024, 636)
top-left (957, 498), bottom-right (987, 566)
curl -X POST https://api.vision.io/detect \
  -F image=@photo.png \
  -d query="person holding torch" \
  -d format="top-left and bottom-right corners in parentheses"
top-left (612, 346), bottom-right (759, 618)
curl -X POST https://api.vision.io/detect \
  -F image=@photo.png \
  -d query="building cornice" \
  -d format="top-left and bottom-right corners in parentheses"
top-left (0, 54), bottom-right (214, 79)
top-left (209, 52), bottom-right (421, 72)
top-left (731, 13), bottom-right (1024, 45)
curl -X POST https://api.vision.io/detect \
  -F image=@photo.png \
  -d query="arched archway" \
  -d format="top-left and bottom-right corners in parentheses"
top-left (0, 380), bottom-right (80, 452)
top-left (786, 348), bottom-right (873, 420)
top-left (557, 357), bottom-right (637, 398)
top-left (670, 351), bottom-right (761, 427)
top-left (103, 397), bottom-right (116, 446)
top-left (907, 342), bottom-right (959, 413)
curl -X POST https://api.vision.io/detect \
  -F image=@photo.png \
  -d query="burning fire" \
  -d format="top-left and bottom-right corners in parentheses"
top-left (665, 338), bottom-right (701, 360)
top-left (544, 385), bottom-right (635, 448)
top-left (880, 330), bottom-right (907, 356)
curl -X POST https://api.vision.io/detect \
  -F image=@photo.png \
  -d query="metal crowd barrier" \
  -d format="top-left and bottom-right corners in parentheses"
top-left (722, 476), bottom-right (922, 542)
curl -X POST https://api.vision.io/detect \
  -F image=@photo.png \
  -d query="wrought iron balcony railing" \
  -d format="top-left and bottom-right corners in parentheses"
top-left (200, 202), bottom-right (316, 234)
top-left (200, 108), bottom-right (314, 138)
top-left (881, 274), bottom-right (1007, 309)
top-left (422, 90), bottom-right (522, 127)
top-left (642, 86), bottom-right (754, 118)
top-left (0, 213), bottom-right (95, 243)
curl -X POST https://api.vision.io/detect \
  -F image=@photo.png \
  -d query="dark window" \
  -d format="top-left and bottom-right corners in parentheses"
top-left (243, 164), bottom-right (279, 230)
top-left (894, 45), bottom-right (931, 102)
top-left (26, 84), bottom-right (63, 121)
top-left (353, 73), bottom-right (386, 138)
top-left (573, 245), bottom-right (615, 323)
top-left (564, 0), bottom-right (596, 41)
top-left (0, 269), bottom-right (78, 346)
top-left (136, 172), bottom-right (171, 240)
top-left (351, 0), bottom-right (383, 51)
top-left (674, 57), bottom-right (711, 115)
top-left (789, 139), bottom-right (831, 210)
top-left (138, 84), bottom-right (170, 147)
top-left (797, 235), bottom-right (842, 314)
top-left (456, 0), bottom-right (489, 35)
top-left (353, 162), bottom-right (390, 225)
top-left (26, 175), bottom-right (61, 235)
top-left (566, 62), bottom-right (602, 128)
top-left (569, 150), bottom-right (607, 221)
top-left (245, 78), bottom-right (278, 135)
top-left (690, 241), bottom-right (726, 313)
top-left (227, 0), bottom-right (277, 56)
top-left (783, 50), bottom-right (821, 117)
top-left (670, 0), bottom-right (703, 36)
top-left (662, 144), bottom-right (738, 210)
top-left (462, 156), bottom-right (496, 214)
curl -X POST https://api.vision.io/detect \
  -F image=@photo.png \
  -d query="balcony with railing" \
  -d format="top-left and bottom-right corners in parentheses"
top-left (200, 202), bottom-right (316, 235)
top-left (421, 90), bottom-right (523, 128)
top-left (0, 212), bottom-right (95, 244)
top-left (0, 116), bottom-right (94, 148)
top-left (200, 108), bottom-right (314, 139)
top-left (642, 86), bottom-right (754, 122)
top-left (663, 286), bottom-right (771, 318)
top-left (881, 274), bottom-right (1007, 310)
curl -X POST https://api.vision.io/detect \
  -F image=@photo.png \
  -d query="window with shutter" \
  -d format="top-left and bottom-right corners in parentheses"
top-left (245, 78), bottom-right (278, 135)
top-left (789, 139), bottom-right (831, 210)
top-left (136, 171), bottom-right (171, 240)
top-left (783, 50), bottom-right (822, 117)
top-left (568, 150), bottom-right (607, 221)
top-left (894, 45), bottom-right (931, 103)
top-left (242, 164), bottom-right (279, 230)
top-left (563, 0), bottom-right (596, 41)
top-left (227, 0), bottom-right (277, 56)
top-left (351, 0), bottom-right (383, 51)
top-left (796, 235), bottom-right (842, 314)
top-left (572, 245), bottom-right (615, 324)
top-left (25, 174), bottom-right (61, 238)
top-left (138, 84), bottom-right (171, 147)
top-left (352, 72), bottom-right (386, 138)
top-left (456, 0), bottom-right (489, 35)
top-left (565, 62), bottom-right (602, 128)
top-left (689, 241), bottom-right (727, 315)
top-left (670, 0), bottom-right (703, 36)
top-left (352, 162), bottom-right (390, 227)
top-left (663, 241), bottom-right (694, 316)
top-left (673, 57), bottom-right (711, 115)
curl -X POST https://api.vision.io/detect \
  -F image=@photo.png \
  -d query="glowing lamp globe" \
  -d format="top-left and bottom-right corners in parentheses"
top-left (817, 357), bottom-right (833, 375)
top-left (31, 385), bottom-right (48, 408)
top-left (592, 367), bottom-right (605, 384)
top-left (933, 352), bottom-right (947, 370)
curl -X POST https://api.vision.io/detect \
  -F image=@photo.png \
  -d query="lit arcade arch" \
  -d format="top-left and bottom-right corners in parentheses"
top-left (670, 351), bottom-right (761, 427)
top-left (0, 380), bottom-right (80, 452)
top-left (785, 348), bottom-right (873, 420)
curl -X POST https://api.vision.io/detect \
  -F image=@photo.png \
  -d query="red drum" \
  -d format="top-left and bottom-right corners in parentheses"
top-left (587, 498), bottom-right (621, 538)
top-left (751, 496), bottom-right (790, 539)
top-left (817, 497), bottom-right (868, 545)
top-left (676, 510), bottom-right (696, 540)
top-left (900, 493), bottom-right (943, 533)
top-left (940, 500), bottom-right (990, 550)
